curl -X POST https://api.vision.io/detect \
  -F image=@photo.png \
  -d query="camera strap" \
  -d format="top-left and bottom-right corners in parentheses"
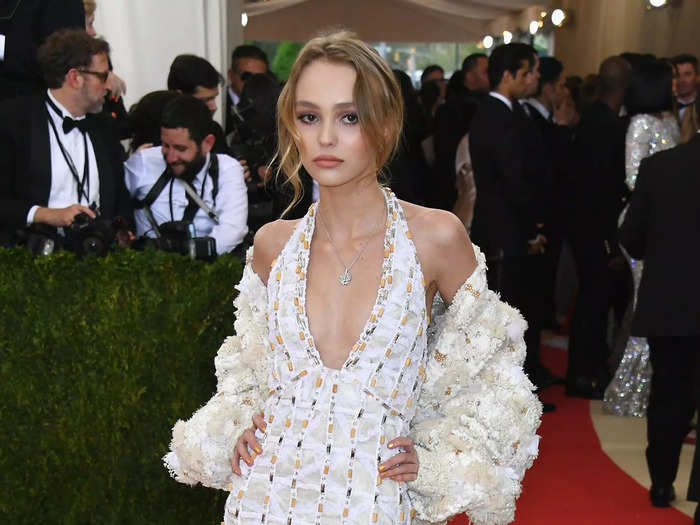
top-left (45, 97), bottom-right (91, 204)
top-left (181, 154), bottom-right (219, 224)
top-left (133, 153), bottom-right (221, 235)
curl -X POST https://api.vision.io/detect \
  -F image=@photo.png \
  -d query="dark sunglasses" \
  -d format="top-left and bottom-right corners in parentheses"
top-left (77, 69), bottom-right (110, 83)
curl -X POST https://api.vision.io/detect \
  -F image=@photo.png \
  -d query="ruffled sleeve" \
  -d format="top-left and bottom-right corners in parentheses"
top-left (163, 248), bottom-right (269, 490)
top-left (408, 246), bottom-right (542, 525)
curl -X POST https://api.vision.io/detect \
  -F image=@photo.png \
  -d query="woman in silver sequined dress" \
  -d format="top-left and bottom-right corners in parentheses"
top-left (604, 60), bottom-right (680, 417)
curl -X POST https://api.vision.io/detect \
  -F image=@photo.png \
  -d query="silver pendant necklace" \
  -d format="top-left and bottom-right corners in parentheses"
top-left (317, 201), bottom-right (386, 286)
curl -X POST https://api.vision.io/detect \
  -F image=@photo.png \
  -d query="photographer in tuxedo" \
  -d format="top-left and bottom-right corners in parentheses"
top-left (0, 28), bottom-right (132, 248)
top-left (618, 110), bottom-right (700, 514)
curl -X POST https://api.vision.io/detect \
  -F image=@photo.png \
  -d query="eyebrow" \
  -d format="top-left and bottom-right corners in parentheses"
top-left (295, 100), bottom-right (356, 110)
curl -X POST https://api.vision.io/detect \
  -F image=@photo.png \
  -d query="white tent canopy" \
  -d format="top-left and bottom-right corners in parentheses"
top-left (94, 0), bottom-right (545, 120)
top-left (244, 0), bottom-right (547, 42)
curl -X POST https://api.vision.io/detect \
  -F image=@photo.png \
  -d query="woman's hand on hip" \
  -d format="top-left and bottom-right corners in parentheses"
top-left (379, 436), bottom-right (419, 482)
top-left (231, 412), bottom-right (266, 476)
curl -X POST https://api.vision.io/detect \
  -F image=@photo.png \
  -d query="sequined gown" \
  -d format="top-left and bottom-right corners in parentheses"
top-left (603, 113), bottom-right (680, 417)
top-left (165, 189), bottom-right (542, 525)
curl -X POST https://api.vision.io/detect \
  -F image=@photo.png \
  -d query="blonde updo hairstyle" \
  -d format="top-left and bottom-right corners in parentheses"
top-left (274, 31), bottom-right (403, 215)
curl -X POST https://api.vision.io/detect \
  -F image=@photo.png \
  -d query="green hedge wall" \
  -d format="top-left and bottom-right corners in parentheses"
top-left (0, 248), bottom-right (244, 524)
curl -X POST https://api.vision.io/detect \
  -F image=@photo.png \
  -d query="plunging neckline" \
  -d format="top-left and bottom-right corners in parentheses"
top-left (299, 189), bottom-right (396, 371)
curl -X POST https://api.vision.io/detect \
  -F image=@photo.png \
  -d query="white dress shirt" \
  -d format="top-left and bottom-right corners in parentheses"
top-left (27, 90), bottom-right (100, 224)
top-left (525, 98), bottom-right (551, 121)
top-left (489, 91), bottom-right (513, 111)
top-left (228, 86), bottom-right (240, 107)
top-left (124, 147), bottom-right (248, 253)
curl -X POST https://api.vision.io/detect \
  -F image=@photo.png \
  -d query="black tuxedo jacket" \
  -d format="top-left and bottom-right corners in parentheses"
top-left (0, 0), bottom-right (85, 101)
top-left (620, 134), bottom-right (700, 336)
top-left (0, 95), bottom-right (133, 245)
top-left (469, 95), bottom-right (537, 258)
top-left (523, 102), bottom-right (575, 242)
top-left (429, 88), bottom-right (483, 210)
top-left (570, 100), bottom-right (628, 251)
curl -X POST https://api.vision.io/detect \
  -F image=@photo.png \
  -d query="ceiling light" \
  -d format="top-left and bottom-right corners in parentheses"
top-left (529, 20), bottom-right (539, 35)
top-left (483, 35), bottom-right (494, 49)
top-left (241, 12), bottom-right (248, 27)
top-left (649, 0), bottom-right (667, 6)
top-left (503, 30), bottom-right (513, 44)
top-left (551, 8), bottom-right (566, 26)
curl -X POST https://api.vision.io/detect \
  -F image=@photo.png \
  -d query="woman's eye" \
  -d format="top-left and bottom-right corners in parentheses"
top-left (297, 113), bottom-right (317, 124)
top-left (342, 113), bottom-right (359, 124)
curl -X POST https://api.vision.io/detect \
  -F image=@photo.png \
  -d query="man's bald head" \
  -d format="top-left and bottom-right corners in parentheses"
top-left (598, 56), bottom-right (632, 98)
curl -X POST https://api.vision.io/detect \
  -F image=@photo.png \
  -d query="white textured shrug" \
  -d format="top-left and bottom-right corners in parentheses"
top-left (164, 247), bottom-right (542, 525)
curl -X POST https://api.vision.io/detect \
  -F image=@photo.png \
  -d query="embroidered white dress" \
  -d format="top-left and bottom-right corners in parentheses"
top-left (164, 190), bottom-right (541, 525)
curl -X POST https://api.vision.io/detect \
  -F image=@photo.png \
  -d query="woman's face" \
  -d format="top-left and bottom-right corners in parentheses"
top-left (294, 59), bottom-right (376, 190)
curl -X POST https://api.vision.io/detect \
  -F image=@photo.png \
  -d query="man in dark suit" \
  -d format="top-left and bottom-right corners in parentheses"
top-left (469, 43), bottom-right (558, 409)
top-left (619, 124), bottom-right (700, 513)
top-left (429, 53), bottom-right (488, 210)
top-left (566, 56), bottom-right (632, 398)
top-left (0, 0), bottom-right (85, 101)
top-left (0, 29), bottom-right (132, 246)
top-left (225, 45), bottom-right (269, 136)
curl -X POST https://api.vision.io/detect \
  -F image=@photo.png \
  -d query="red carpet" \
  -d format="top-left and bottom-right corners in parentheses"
top-left (448, 345), bottom-right (692, 524)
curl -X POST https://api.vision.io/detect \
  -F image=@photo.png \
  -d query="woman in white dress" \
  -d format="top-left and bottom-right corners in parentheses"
top-left (164, 32), bottom-right (541, 525)
top-left (604, 60), bottom-right (680, 417)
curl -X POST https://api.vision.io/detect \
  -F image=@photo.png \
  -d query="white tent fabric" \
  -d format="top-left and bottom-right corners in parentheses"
top-left (95, 0), bottom-right (241, 123)
top-left (243, 0), bottom-right (546, 42)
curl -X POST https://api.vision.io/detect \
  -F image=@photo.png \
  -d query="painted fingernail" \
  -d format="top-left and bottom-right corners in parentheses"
top-left (254, 447), bottom-right (262, 454)
top-left (379, 464), bottom-right (386, 472)
top-left (387, 443), bottom-right (394, 449)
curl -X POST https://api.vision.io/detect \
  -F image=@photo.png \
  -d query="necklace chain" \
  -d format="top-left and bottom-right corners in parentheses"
top-left (317, 200), bottom-right (387, 286)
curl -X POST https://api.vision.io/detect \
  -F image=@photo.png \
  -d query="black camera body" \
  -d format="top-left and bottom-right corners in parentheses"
top-left (153, 220), bottom-right (217, 262)
top-left (67, 211), bottom-right (117, 257)
top-left (18, 208), bottom-right (119, 257)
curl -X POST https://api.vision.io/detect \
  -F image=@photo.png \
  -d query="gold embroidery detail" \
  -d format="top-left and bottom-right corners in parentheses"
top-left (324, 465), bottom-right (329, 475)
top-left (405, 357), bottom-right (412, 367)
top-left (445, 387), bottom-right (451, 395)
top-left (434, 349), bottom-right (447, 362)
top-left (285, 418), bottom-right (291, 427)
top-left (385, 348), bottom-right (392, 357)
top-left (465, 283), bottom-right (480, 298)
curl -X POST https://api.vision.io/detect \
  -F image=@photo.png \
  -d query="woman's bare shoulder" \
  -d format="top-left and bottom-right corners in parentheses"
top-left (252, 218), bottom-right (302, 283)
top-left (399, 200), bottom-right (477, 302)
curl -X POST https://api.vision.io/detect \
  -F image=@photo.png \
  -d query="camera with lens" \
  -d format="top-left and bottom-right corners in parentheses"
top-left (66, 209), bottom-right (118, 257)
top-left (149, 220), bottom-right (217, 262)
top-left (17, 205), bottom-right (121, 257)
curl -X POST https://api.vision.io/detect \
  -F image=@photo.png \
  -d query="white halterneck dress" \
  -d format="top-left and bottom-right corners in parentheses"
top-left (165, 189), bottom-right (541, 525)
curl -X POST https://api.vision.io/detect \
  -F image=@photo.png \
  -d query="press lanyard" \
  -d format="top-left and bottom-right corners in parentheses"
top-left (45, 97), bottom-right (91, 204)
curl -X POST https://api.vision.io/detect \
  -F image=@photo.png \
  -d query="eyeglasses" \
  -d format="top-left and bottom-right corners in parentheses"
top-left (77, 69), bottom-right (110, 83)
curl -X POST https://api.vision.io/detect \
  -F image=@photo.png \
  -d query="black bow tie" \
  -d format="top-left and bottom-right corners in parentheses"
top-left (62, 116), bottom-right (89, 134)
